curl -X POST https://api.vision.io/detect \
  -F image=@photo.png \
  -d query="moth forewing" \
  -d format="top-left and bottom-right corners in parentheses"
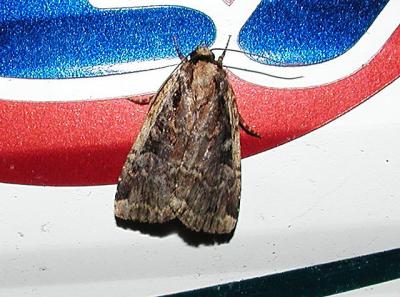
top-left (115, 46), bottom-right (249, 234)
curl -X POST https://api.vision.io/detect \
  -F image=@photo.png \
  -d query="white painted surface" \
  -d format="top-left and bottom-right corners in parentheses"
top-left (1, 79), bottom-right (399, 296)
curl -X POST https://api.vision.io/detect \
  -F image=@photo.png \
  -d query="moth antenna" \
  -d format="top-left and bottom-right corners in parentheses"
top-left (224, 65), bottom-right (303, 80)
top-left (217, 35), bottom-right (232, 65)
top-left (172, 35), bottom-right (185, 61)
top-left (95, 63), bottom-right (179, 78)
top-left (211, 48), bottom-right (305, 67)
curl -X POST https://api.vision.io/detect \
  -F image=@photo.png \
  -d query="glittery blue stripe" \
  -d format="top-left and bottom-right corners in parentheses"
top-left (238, 0), bottom-right (390, 65)
top-left (0, 0), bottom-right (215, 78)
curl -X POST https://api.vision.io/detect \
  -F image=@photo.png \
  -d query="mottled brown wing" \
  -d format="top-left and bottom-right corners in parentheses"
top-left (115, 60), bottom-right (241, 234)
top-left (115, 68), bottom-right (182, 223)
top-left (170, 67), bottom-right (241, 234)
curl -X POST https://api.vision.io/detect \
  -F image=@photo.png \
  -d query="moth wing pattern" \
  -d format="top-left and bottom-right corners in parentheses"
top-left (115, 68), bottom-right (182, 224)
top-left (173, 81), bottom-right (241, 234)
top-left (115, 49), bottom-right (242, 234)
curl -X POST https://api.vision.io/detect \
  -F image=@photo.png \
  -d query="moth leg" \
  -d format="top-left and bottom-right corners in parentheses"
top-left (239, 112), bottom-right (261, 138)
top-left (125, 95), bottom-right (152, 105)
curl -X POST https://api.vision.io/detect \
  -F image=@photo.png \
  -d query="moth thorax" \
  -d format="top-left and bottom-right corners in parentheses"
top-left (190, 46), bottom-right (215, 63)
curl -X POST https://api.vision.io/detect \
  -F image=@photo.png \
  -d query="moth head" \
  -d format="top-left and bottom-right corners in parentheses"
top-left (190, 46), bottom-right (215, 63)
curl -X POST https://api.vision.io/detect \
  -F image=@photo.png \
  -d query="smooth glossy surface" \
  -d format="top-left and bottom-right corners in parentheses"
top-left (1, 78), bottom-right (400, 295)
top-left (0, 0), bottom-right (215, 78)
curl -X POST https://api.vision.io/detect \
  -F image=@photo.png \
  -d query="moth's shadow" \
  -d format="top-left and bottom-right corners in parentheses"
top-left (115, 217), bottom-right (234, 246)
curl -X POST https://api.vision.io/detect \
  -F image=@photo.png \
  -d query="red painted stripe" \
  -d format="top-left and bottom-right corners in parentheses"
top-left (0, 27), bottom-right (399, 186)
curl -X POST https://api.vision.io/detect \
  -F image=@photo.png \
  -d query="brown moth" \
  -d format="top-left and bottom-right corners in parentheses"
top-left (115, 41), bottom-right (259, 234)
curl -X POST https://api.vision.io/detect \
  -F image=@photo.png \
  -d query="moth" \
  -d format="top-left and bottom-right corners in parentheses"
top-left (115, 39), bottom-right (259, 234)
